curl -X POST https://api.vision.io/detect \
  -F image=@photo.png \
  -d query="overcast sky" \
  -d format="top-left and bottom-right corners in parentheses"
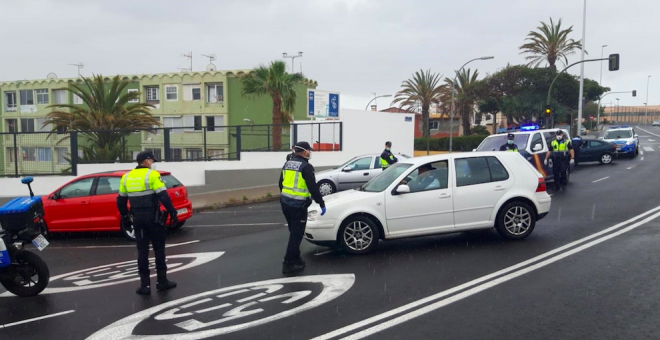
top-left (1, 0), bottom-right (658, 110)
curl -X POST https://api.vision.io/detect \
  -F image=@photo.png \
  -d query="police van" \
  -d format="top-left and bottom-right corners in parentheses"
top-left (599, 126), bottom-right (639, 157)
top-left (474, 125), bottom-right (575, 183)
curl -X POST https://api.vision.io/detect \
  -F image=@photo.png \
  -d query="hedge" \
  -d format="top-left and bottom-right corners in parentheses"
top-left (414, 135), bottom-right (488, 151)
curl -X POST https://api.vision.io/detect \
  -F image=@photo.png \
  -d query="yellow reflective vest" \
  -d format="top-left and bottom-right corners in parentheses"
top-left (281, 161), bottom-right (311, 201)
top-left (119, 168), bottom-right (167, 208)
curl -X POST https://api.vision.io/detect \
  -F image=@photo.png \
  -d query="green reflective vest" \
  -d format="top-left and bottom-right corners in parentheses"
top-left (506, 148), bottom-right (518, 152)
top-left (381, 155), bottom-right (394, 168)
top-left (119, 168), bottom-right (166, 196)
top-left (281, 161), bottom-right (310, 201)
top-left (551, 139), bottom-right (570, 151)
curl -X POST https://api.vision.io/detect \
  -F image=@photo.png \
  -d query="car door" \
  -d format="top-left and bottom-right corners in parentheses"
top-left (452, 156), bottom-right (513, 229)
top-left (337, 156), bottom-right (373, 191)
top-left (578, 140), bottom-right (593, 162)
top-left (87, 176), bottom-right (122, 231)
top-left (45, 177), bottom-right (95, 231)
top-left (385, 160), bottom-right (454, 236)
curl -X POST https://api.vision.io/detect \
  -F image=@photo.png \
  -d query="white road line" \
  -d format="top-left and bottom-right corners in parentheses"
top-left (649, 139), bottom-right (656, 142)
top-left (0, 310), bottom-right (75, 328)
top-left (200, 210), bottom-right (282, 214)
top-left (627, 165), bottom-right (637, 170)
top-left (592, 177), bottom-right (609, 183)
top-left (339, 209), bottom-right (660, 340)
top-left (636, 126), bottom-right (660, 138)
top-left (642, 157), bottom-right (645, 161)
top-left (188, 223), bottom-right (284, 228)
top-left (314, 249), bottom-right (339, 256)
top-left (49, 240), bottom-right (201, 250)
top-left (643, 146), bottom-right (654, 152)
top-left (640, 150), bottom-right (644, 155)
top-left (312, 206), bottom-right (660, 340)
top-left (165, 240), bottom-right (200, 248)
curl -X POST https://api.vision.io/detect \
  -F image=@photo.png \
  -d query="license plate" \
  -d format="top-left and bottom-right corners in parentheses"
top-left (32, 234), bottom-right (49, 251)
top-left (177, 208), bottom-right (188, 215)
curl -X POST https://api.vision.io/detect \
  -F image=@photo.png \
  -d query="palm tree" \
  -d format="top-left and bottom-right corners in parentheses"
top-left (519, 17), bottom-right (584, 71)
top-left (392, 69), bottom-right (445, 138)
top-left (241, 60), bottom-right (304, 151)
top-left (45, 75), bottom-right (159, 162)
top-left (443, 69), bottom-right (480, 136)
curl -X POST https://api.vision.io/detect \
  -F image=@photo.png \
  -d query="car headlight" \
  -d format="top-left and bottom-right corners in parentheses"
top-left (626, 140), bottom-right (633, 145)
top-left (308, 210), bottom-right (319, 221)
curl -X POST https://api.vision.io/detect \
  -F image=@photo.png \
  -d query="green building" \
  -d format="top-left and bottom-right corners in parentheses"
top-left (0, 70), bottom-right (317, 175)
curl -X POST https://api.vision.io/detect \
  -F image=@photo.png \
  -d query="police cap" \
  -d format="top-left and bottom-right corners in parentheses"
top-left (556, 130), bottom-right (564, 135)
top-left (507, 133), bottom-right (515, 140)
top-left (136, 150), bottom-right (159, 164)
top-left (294, 141), bottom-right (313, 152)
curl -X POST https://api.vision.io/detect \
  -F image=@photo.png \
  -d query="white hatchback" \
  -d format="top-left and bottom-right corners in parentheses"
top-left (305, 152), bottom-right (551, 254)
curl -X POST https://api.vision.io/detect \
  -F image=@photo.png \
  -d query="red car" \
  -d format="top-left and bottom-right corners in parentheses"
top-left (42, 170), bottom-right (193, 240)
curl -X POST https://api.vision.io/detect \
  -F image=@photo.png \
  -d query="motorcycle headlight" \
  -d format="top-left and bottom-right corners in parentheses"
top-left (626, 140), bottom-right (633, 145)
top-left (308, 210), bottom-right (319, 221)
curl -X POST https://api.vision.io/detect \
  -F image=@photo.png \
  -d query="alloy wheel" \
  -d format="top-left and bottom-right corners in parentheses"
top-left (503, 206), bottom-right (532, 236)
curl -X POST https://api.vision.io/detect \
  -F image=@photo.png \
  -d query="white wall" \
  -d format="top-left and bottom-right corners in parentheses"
top-left (0, 108), bottom-right (415, 197)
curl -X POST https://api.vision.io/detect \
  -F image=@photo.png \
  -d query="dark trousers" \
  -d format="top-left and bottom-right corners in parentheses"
top-left (552, 157), bottom-right (569, 188)
top-left (134, 209), bottom-right (167, 286)
top-left (281, 203), bottom-right (308, 264)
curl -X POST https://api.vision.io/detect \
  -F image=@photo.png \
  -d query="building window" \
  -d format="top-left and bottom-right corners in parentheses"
top-left (207, 149), bottom-right (224, 160)
top-left (6, 119), bottom-right (17, 133)
top-left (53, 90), bottom-right (67, 104)
top-left (7, 148), bottom-right (16, 163)
top-left (36, 118), bottom-right (50, 132)
top-left (171, 148), bottom-right (182, 161)
top-left (165, 86), bottom-right (178, 101)
top-left (183, 84), bottom-right (201, 101)
top-left (21, 118), bottom-right (35, 133)
top-left (429, 121), bottom-right (440, 130)
top-left (5, 92), bottom-right (17, 112)
top-left (206, 83), bottom-right (223, 103)
top-left (127, 89), bottom-right (139, 103)
top-left (206, 115), bottom-right (225, 132)
top-left (36, 89), bottom-right (49, 105)
top-left (19, 90), bottom-right (34, 106)
top-left (37, 148), bottom-right (51, 162)
top-left (22, 147), bottom-right (36, 161)
top-left (56, 148), bottom-right (69, 164)
top-left (192, 88), bottom-right (201, 100)
top-left (73, 93), bottom-right (84, 105)
top-left (144, 148), bottom-right (162, 161)
top-left (146, 87), bottom-right (159, 101)
top-left (163, 117), bottom-right (182, 133)
top-left (186, 149), bottom-right (202, 160)
top-left (183, 116), bottom-right (202, 132)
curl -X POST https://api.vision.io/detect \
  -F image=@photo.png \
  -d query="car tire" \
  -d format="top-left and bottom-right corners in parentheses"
top-left (318, 180), bottom-right (336, 196)
top-left (599, 153), bottom-right (613, 164)
top-left (496, 201), bottom-right (536, 240)
top-left (338, 216), bottom-right (379, 255)
top-left (168, 221), bottom-right (186, 231)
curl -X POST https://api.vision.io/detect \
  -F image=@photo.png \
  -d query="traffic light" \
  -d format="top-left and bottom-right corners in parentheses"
top-left (609, 54), bottom-right (620, 71)
top-left (633, 90), bottom-right (637, 97)
top-left (545, 105), bottom-right (552, 115)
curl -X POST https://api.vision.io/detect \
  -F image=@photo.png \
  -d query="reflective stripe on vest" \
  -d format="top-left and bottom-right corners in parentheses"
top-left (551, 140), bottom-right (569, 151)
top-left (507, 148), bottom-right (518, 152)
top-left (281, 161), bottom-right (310, 200)
top-left (381, 154), bottom-right (394, 168)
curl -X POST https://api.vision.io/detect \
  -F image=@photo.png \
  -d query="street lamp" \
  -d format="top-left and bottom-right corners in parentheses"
top-left (646, 75), bottom-right (652, 124)
top-left (449, 56), bottom-right (494, 153)
top-left (282, 52), bottom-right (303, 73)
top-left (599, 45), bottom-right (607, 87)
top-left (364, 94), bottom-right (392, 111)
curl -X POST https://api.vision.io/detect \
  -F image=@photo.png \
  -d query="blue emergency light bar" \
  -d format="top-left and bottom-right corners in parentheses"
top-left (520, 125), bottom-right (540, 131)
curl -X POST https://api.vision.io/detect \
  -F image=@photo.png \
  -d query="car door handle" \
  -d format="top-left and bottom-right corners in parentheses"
top-left (363, 173), bottom-right (369, 176)
top-left (439, 193), bottom-right (451, 199)
top-left (494, 186), bottom-right (506, 191)
top-left (81, 201), bottom-right (88, 204)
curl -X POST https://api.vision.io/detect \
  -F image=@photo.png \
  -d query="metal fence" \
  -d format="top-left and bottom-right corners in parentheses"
top-left (0, 121), bottom-right (342, 177)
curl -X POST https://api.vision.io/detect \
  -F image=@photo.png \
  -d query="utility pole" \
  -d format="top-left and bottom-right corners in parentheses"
top-left (576, 0), bottom-right (588, 138)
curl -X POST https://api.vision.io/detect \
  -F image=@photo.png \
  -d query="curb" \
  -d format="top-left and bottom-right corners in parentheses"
top-left (193, 194), bottom-right (281, 212)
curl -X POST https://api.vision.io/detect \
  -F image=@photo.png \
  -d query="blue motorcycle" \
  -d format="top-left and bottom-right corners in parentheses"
top-left (0, 177), bottom-right (50, 297)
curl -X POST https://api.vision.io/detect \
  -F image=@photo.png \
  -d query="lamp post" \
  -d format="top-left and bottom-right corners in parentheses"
top-left (616, 98), bottom-right (620, 122)
top-left (599, 45), bottom-right (607, 87)
top-left (282, 52), bottom-right (303, 73)
top-left (597, 90), bottom-right (636, 128)
top-left (576, 0), bottom-right (588, 143)
top-left (449, 56), bottom-right (494, 153)
top-left (646, 75), bottom-right (652, 125)
top-left (364, 94), bottom-right (392, 111)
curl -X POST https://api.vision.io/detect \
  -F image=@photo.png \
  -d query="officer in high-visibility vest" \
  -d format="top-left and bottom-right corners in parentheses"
top-left (279, 142), bottom-right (325, 274)
top-left (544, 130), bottom-right (575, 191)
top-left (117, 151), bottom-right (179, 295)
top-left (499, 133), bottom-right (519, 152)
top-left (380, 141), bottom-right (398, 170)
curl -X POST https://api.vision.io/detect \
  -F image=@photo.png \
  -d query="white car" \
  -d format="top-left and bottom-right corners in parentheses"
top-left (652, 121), bottom-right (660, 127)
top-left (315, 153), bottom-right (410, 196)
top-left (305, 152), bottom-right (551, 254)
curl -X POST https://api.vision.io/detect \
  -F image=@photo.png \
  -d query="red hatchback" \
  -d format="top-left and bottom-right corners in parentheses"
top-left (42, 170), bottom-right (193, 240)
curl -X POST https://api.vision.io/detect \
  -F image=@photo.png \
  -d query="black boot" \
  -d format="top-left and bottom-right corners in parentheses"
top-left (156, 273), bottom-right (177, 291)
top-left (136, 275), bottom-right (151, 295)
top-left (282, 261), bottom-right (305, 275)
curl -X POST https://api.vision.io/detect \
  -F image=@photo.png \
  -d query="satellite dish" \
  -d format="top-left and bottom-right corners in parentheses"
top-left (47, 73), bottom-right (58, 79)
top-left (206, 63), bottom-right (217, 72)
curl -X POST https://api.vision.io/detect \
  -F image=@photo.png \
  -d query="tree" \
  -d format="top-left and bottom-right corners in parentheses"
top-left (241, 60), bottom-right (304, 150)
top-left (45, 75), bottom-right (158, 162)
top-left (519, 17), bottom-right (584, 71)
top-left (443, 68), bottom-right (480, 135)
top-left (392, 69), bottom-right (445, 138)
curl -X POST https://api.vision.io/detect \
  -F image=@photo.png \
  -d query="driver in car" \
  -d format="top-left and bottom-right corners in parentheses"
top-left (402, 164), bottom-right (439, 191)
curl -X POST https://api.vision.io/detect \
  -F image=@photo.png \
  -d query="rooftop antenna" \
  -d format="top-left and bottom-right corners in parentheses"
top-left (181, 52), bottom-right (193, 72)
top-left (46, 72), bottom-right (58, 79)
top-left (201, 54), bottom-right (217, 72)
top-left (67, 62), bottom-right (84, 77)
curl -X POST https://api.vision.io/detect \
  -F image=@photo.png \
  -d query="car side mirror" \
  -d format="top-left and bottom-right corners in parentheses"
top-left (532, 144), bottom-right (543, 152)
top-left (50, 193), bottom-right (59, 200)
top-left (342, 166), bottom-right (352, 172)
top-left (634, 134), bottom-right (639, 138)
top-left (598, 137), bottom-right (603, 140)
top-left (396, 185), bottom-right (411, 194)
top-left (472, 149), bottom-right (477, 152)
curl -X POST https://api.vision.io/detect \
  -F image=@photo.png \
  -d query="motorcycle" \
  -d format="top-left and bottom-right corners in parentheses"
top-left (0, 177), bottom-right (50, 297)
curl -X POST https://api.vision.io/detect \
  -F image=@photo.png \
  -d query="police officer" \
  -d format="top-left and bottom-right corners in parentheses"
top-left (499, 133), bottom-right (519, 151)
top-left (381, 141), bottom-right (398, 170)
top-left (117, 151), bottom-right (179, 295)
top-left (544, 130), bottom-right (575, 191)
top-left (571, 135), bottom-right (583, 167)
top-left (286, 147), bottom-right (294, 161)
top-left (279, 142), bottom-right (325, 274)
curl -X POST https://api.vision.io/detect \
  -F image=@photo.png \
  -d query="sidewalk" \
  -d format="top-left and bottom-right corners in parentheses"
top-left (188, 185), bottom-right (280, 211)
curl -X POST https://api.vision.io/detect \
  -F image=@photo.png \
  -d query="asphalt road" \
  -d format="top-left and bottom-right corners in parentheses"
top-left (2, 126), bottom-right (660, 339)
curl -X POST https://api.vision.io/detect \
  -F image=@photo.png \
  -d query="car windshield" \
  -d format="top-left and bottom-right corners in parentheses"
top-left (476, 134), bottom-right (530, 151)
top-left (604, 130), bottom-right (632, 139)
top-left (161, 174), bottom-right (183, 189)
top-left (361, 163), bottom-right (412, 192)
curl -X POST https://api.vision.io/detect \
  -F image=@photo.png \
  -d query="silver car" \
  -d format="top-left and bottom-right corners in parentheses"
top-left (315, 153), bottom-right (411, 196)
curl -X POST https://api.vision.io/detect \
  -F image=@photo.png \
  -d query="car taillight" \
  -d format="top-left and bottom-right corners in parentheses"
top-left (536, 178), bottom-right (546, 192)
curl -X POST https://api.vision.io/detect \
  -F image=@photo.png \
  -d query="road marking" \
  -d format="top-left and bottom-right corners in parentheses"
top-left (312, 206), bottom-right (660, 340)
top-left (642, 157), bottom-right (645, 161)
top-left (627, 165), bottom-right (637, 170)
top-left (189, 223), bottom-right (284, 228)
top-left (636, 126), bottom-right (660, 138)
top-left (314, 249), bottom-right (339, 256)
top-left (48, 240), bottom-right (201, 250)
top-left (592, 177), bottom-right (609, 183)
top-left (643, 146), bottom-right (654, 152)
top-left (165, 240), bottom-right (200, 248)
top-left (200, 210), bottom-right (283, 214)
top-left (640, 150), bottom-right (644, 155)
top-left (0, 310), bottom-right (75, 328)
top-left (649, 139), bottom-right (656, 142)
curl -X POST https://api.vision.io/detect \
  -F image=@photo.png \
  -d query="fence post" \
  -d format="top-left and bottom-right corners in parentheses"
top-left (339, 121), bottom-right (343, 151)
top-left (164, 128), bottom-right (171, 162)
top-left (318, 123), bottom-right (321, 151)
top-left (121, 134), bottom-right (126, 161)
top-left (70, 131), bottom-right (78, 176)
top-left (267, 126), bottom-right (271, 151)
top-left (292, 124), bottom-right (298, 146)
top-left (203, 127), bottom-right (207, 161)
top-left (236, 126), bottom-right (242, 161)
top-left (13, 133), bottom-right (18, 177)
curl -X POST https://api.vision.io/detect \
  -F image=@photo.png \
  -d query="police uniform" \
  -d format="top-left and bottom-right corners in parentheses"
top-left (500, 134), bottom-right (519, 152)
top-left (279, 142), bottom-right (325, 274)
top-left (381, 142), bottom-right (398, 170)
top-left (549, 135), bottom-right (572, 189)
top-left (116, 151), bottom-right (179, 295)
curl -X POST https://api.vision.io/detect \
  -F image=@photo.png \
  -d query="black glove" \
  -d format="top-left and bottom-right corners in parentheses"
top-left (121, 215), bottom-right (133, 232)
top-left (169, 211), bottom-right (179, 226)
